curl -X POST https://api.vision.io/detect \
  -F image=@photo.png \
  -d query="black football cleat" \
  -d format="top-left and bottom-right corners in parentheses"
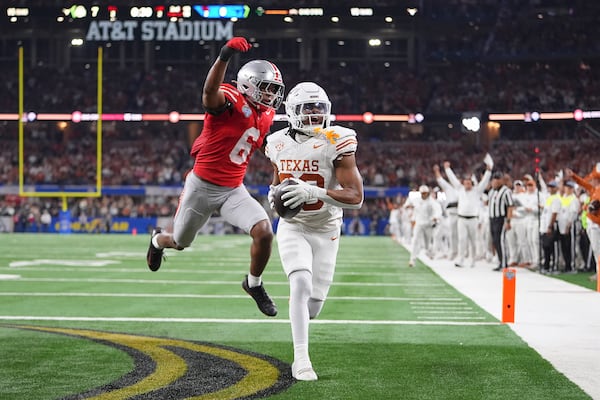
top-left (242, 275), bottom-right (278, 317)
top-left (146, 227), bottom-right (165, 272)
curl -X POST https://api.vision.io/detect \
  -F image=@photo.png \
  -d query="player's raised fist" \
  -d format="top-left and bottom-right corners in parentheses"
top-left (226, 37), bottom-right (251, 52)
top-left (219, 37), bottom-right (251, 61)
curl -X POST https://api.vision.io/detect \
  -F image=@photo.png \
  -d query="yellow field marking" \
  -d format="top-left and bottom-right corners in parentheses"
top-left (11, 325), bottom-right (283, 400)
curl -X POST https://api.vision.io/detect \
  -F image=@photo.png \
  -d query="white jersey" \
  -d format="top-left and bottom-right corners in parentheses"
top-left (265, 125), bottom-right (358, 232)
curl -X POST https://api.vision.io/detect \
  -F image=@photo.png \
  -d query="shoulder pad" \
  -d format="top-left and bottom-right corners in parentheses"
top-left (266, 128), bottom-right (287, 145)
top-left (327, 126), bottom-right (358, 156)
top-left (329, 125), bottom-right (357, 140)
top-left (220, 83), bottom-right (243, 103)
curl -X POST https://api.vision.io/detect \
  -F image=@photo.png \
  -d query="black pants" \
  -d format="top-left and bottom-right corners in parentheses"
top-left (559, 232), bottom-right (573, 271)
top-left (579, 228), bottom-right (595, 271)
top-left (542, 230), bottom-right (559, 271)
top-left (490, 217), bottom-right (506, 268)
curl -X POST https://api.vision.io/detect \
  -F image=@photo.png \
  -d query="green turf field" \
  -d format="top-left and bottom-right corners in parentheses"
top-left (0, 234), bottom-right (591, 399)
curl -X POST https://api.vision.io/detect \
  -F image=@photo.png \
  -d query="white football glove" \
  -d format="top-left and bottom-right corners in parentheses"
top-left (281, 178), bottom-right (326, 209)
top-left (483, 153), bottom-right (494, 169)
top-left (267, 184), bottom-right (277, 210)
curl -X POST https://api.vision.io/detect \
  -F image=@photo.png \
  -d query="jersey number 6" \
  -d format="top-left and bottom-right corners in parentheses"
top-left (229, 127), bottom-right (260, 165)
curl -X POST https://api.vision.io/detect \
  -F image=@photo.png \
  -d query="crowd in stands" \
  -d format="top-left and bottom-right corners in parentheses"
top-left (1, 58), bottom-right (598, 117)
top-left (1, 194), bottom-right (180, 233)
top-left (3, 120), bottom-right (600, 189)
top-left (3, 129), bottom-right (600, 234)
top-left (426, 0), bottom-right (600, 62)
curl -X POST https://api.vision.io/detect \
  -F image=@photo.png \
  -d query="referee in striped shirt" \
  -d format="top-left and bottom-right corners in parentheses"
top-left (488, 172), bottom-right (515, 271)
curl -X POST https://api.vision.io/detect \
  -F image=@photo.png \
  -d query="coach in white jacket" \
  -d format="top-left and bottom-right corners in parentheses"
top-left (405, 185), bottom-right (442, 267)
top-left (435, 157), bottom-right (492, 268)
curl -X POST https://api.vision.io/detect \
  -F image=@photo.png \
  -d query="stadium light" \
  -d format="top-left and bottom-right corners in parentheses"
top-left (407, 8), bottom-right (418, 16)
top-left (461, 112), bottom-right (481, 133)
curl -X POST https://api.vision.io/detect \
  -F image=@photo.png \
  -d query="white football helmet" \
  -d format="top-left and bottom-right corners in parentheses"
top-left (285, 82), bottom-right (331, 134)
top-left (236, 60), bottom-right (285, 111)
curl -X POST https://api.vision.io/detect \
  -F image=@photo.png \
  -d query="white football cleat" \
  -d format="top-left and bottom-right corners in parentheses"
top-left (292, 360), bottom-right (318, 381)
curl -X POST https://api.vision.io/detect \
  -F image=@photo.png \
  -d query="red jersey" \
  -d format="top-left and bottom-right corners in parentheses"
top-left (191, 83), bottom-right (275, 187)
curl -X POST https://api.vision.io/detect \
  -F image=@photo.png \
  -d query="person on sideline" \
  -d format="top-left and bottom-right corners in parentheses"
top-left (146, 37), bottom-right (285, 317)
top-left (539, 180), bottom-right (561, 273)
top-left (507, 180), bottom-right (530, 267)
top-left (578, 192), bottom-right (596, 272)
top-left (488, 171), bottom-right (515, 271)
top-left (566, 167), bottom-right (600, 281)
top-left (386, 197), bottom-right (402, 244)
top-left (405, 185), bottom-right (442, 267)
top-left (434, 155), bottom-right (492, 268)
top-left (518, 177), bottom-right (542, 268)
top-left (265, 82), bottom-right (364, 380)
top-left (557, 180), bottom-right (580, 273)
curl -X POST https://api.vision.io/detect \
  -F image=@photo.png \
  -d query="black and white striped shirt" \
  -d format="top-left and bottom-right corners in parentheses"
top-left (488, 185), bottom-right (514, 218)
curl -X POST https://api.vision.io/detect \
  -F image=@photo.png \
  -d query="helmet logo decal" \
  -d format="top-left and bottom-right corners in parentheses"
top-left (267, 61), bottom-right (282, 83)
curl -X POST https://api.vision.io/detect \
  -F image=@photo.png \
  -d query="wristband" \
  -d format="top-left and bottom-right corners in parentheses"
top-left (218, 45), bottom-right (235, 62)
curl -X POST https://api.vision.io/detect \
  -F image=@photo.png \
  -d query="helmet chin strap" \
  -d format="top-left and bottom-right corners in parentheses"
top-left (288, 128), bottom-right (312, 143)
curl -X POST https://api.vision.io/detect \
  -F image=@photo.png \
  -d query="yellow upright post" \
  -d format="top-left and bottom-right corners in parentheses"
top-left (18, 47), bottom-right (24, 193)
top-left (96, 46), bottom-right (103, 195)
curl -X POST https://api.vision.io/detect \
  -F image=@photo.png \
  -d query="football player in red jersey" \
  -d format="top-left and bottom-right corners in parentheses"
top-left (146, 37), bottom-right (284, 317)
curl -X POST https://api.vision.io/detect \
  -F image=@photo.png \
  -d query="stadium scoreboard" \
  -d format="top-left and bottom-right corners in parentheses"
top-left (5, 4), bottom-right (413, 24)
top-left (4, 4), bottom-right (418, 42)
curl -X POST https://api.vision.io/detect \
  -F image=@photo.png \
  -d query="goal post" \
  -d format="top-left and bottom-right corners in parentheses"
top-left (17, 46), bottom-right (104, 231)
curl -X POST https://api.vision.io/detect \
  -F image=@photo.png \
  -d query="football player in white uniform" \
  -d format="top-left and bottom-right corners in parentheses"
top-left (265, 82), bottom-right (364, 381)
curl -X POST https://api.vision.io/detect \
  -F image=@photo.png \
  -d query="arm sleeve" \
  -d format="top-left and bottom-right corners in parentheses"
top-left (444, 167), bottom-right (462, 189)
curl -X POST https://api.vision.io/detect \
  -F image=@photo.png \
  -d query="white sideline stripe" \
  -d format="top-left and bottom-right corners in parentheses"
top-left (413, 310), bottom-right (480, 314)
top-left (0, 274), bottom-right (20, 280)
top-left (417, 316), bottom-right (487, 320)
top-left (411, 306), bottom-right (474, 310)
top-left (14, 278), bottom-right (444, 287)
top-left (0, 292), bottom-right (462, 302)
top-left (1, 267), bottom-right (432, 279)
top-left (0, 315), bottom-right (501, 326)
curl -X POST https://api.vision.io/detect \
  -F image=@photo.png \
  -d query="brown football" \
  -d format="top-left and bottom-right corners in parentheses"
top-left (273, 179), bottom-right (302, 219)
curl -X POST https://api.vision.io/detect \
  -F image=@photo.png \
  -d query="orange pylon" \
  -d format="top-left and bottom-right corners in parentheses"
top-left (502, 268), bottom-right (516, 323)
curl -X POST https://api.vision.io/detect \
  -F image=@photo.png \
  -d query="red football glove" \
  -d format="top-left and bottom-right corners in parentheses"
top-left (219, 37), bottom-right (251, 62)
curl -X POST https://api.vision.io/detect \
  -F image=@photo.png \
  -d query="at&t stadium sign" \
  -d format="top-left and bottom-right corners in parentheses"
top-left (85, 20), bottom-right (233, 41)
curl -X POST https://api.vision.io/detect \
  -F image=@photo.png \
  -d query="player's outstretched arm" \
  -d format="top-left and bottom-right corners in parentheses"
top-left (202, 37), bottom-right (251, 110)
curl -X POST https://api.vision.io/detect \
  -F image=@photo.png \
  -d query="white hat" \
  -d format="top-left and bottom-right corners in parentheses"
top-left (419, 185), bottom-right (430, 193)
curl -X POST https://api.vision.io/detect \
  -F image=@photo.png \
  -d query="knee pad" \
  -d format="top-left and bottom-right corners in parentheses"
top-left (289, 270), bottom-right (311, 296)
